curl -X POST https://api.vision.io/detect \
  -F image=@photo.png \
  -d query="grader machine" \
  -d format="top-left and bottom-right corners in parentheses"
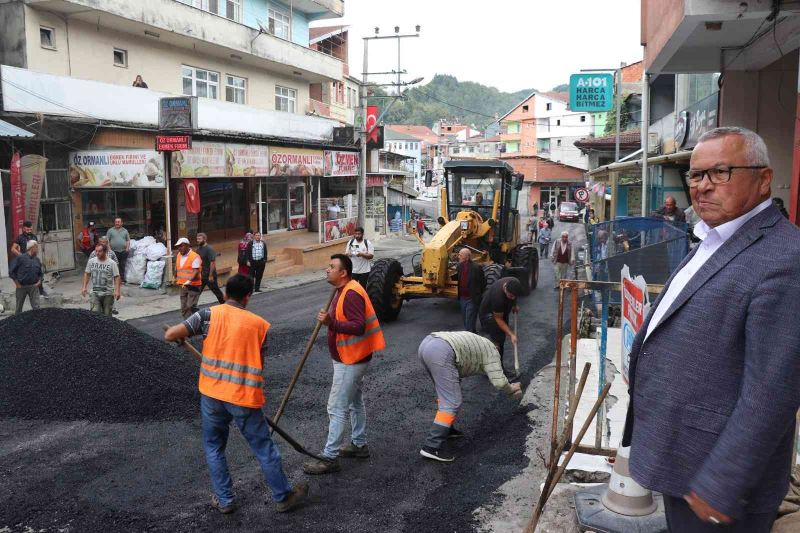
top-left (367, 159), bottom-right (539, 321)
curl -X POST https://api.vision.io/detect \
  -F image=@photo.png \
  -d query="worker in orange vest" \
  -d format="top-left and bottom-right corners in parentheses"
top-left (174, 237), bottom-right (203, 319)
top-left (302, 253), bottom-right (386, 475)
top-left (164, 274), bottom-right (308, 514)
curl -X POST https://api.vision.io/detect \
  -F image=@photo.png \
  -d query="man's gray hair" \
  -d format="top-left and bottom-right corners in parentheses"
top-left (697, 127), bottom-right (770, 167)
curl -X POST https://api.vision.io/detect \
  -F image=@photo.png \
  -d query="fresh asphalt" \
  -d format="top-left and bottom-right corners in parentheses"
top-left (2, 221), bottom-right (583, 532)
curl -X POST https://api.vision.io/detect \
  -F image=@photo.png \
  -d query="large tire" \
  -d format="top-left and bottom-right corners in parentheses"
top-left (483, 263), bottom-right (504, 290)
top-left (367, 258), bottom-right (404, 322)
top-left (512, 246), bottom-right (538, 295)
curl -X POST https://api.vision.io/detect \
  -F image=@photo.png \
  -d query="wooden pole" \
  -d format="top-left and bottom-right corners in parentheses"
top-left (550, 284), bottom-right (566, 467)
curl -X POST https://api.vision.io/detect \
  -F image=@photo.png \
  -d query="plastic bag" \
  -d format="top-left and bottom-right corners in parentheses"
top-left (141, 260), bottom-right (165, 289)
top-left (126, 254), bottom-right (147, 285)
top-left (144, 242), bottom-right (168, 261)
top-left (133, 236), bottom-right (156, 255)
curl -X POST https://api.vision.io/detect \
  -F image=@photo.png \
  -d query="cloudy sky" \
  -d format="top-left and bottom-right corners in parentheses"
top-left (316, 0), bottom-right (642, 93)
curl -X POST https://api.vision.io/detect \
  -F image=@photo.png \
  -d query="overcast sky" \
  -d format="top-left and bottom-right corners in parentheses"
top-left (315, 0), bottom-right (642, 93)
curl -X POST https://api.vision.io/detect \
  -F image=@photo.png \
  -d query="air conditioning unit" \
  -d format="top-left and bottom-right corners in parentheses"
top-left (647, 132), bottom-right (660, 155)
top-left (333, 126), bottom-right (355, 145)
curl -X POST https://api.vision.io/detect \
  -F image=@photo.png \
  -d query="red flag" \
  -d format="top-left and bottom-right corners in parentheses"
top-left (366, 105), bottom-right (379, 143)
top-left (9, 152), bottom-right (24, 236)
top-left (183, 179), bottom-right (200, 214)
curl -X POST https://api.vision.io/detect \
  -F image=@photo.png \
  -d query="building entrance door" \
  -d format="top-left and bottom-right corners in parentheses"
top-left (39, 169), bottom-right (75, 273)
top-left (262, 177), bottom-right (288, 233)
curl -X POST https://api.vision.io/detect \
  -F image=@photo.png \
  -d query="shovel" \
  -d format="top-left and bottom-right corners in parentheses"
top-left (512, 312), bottom-right (520, 379)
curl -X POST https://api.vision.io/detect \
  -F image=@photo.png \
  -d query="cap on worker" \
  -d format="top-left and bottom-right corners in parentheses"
top-left (26, 240), bottom-right (38, 250)
top-left (505, 278), bottom-right (523, 297)
top-left (174, 237), bottom-right (190, 247)
top-left (88, 221), bottom-right (95, 226)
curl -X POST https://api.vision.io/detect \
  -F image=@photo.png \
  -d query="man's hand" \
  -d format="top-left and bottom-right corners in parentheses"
top-left (510, 333), bottom-right (518, 345)
top-left (36, 280), bottom-right (42, 288)
top-left (510, 382), bottom-right (523, 400)
top-left (317, 308), bottom-right (332, 325)
top-left (512, 305), bottom-right (519, 314)
top-left (81, 288), bottom-right (87, 297)
top-left (115, 290), bottom-right (121, 301)
top-left (14, 282), bottom-right (22, 289)
top-left (684, 492), bottom-right (732, 525)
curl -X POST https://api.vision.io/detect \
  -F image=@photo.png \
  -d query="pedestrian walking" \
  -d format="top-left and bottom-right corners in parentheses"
top-left (89, 236), bottom-right (118, 263)
top-left (527, 215), bottom-right (537, 243)
top-left (456, 248), bottom-right (485, 333)
top-left (346, 227), bottom-right (374, 287)
top-left (302, 254), bottom-right (386, 475)
top-left (164, 274), bottom-right (309, 515)
top-left (237, 231), bottom-right (253, 277)
top-left (551, 231), bottom-right (574, 288)
top-left (81, 243), bottom-right (121, 316)
top-left (197, 232), bottom-right (225, 304)
top-left (538, 225), bottom-right (552, 258)
top-left (10, 220), bottom-right (37, 259)
top-left (247, 232), bottom-right (267, 292)
top-left (76, 221), bottom-right (99, 257)
top-left (417, 332), bottom-right (522, 462)
top-left (175, 237), bottom-right (202, 319)
top-left (106, 217), bottom-right (130, 282)
top-left (478, 277), bottom-right (521, 377)
top-left (10, 240), bottom-right (43, 314)
top-left (622, 127), bottom-right (800, 532)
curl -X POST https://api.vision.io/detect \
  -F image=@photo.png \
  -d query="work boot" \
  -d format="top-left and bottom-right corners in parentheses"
top-left (420, 446), bottom-right (455, 463)
top-left (210, 495), bottom-right (238, 514)
top-left (302, 457), bottom-right (341, 475)
top-left (275, 483), bottom-right (309, 513)
top-left (339, 442), bottom-right (370, 459)
top-left (448, 427), bottom-right (464, 440)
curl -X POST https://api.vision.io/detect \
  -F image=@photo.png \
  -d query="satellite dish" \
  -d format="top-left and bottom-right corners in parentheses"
top-left (257, 20), bottom-right (270, 34)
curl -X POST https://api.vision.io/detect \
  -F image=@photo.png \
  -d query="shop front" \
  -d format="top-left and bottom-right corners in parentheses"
top-left (366, 175), bottom-right (387, 236)
top-left (319, 150), bottom-right (361, 242)
top-left (262, 147), bottom-right (324, 235)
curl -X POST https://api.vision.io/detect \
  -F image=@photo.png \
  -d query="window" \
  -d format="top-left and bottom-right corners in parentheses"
top-left (332, 81), bottom-right (345, 104)
top-left (40, 26), bottom-right (56, 49)
top-left (225, 75), bottom-right (246, 104)
top-left (522, 105), bottom-right (529, 112)
top-left (275, 85), bottom-right (297, 113)
top-left (556, 119), bottom-right (561, 126)
top-left (580, 115), bottom-right (586, 122)
top-left (546, 102), bottom-right (552, 111)
top-left (113, 48), bottom-right (128, 68)
top-left (223, 0), bottom-right (241, 22)
top-left (557, 139), bottom-right (562, 147)
top-left (180, 0), bottom-right (241, 22)
top-left (268, 5), bottom-right (291, 40)
top-left (182, 66), bottom-right (219, 99)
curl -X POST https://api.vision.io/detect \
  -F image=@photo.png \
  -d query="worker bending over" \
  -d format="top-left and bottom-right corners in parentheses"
top-left (418, 331), bottom-right (522, 462)
top-left (165, 274), bottom-right (307, 514)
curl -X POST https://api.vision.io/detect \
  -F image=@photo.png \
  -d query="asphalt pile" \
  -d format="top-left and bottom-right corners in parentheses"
top-left (0, 308), bottom-right (200, 422)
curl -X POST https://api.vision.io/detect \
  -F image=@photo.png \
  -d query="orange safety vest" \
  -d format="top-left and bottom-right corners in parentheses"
top-left (176, 250), bottom-right (202, 286)
top-left (199, 304), bottom-right (270, 408)
top-left (334, 280), bottom-right (386, 364)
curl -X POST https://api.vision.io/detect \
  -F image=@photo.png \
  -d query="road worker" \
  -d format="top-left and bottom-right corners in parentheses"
top-left (417, 331), bottom-right (522, 462)
top-left (302, 253), bottom-right (386, 475)
top-left (164, 274), bottom-right (308, 514)
top-left (174, 237), bottom-right (202, 318)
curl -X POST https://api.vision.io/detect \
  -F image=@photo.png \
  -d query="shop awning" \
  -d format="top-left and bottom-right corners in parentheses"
top-left (586, 150), bottom-right (693, 178)
top-left (0, 119), bottom-right (34, 138)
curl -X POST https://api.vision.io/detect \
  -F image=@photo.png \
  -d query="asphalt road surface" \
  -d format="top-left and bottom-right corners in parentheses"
top-left (2, 225), bottom-right (584, 532)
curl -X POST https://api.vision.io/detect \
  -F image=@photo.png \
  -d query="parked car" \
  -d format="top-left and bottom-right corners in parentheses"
top-left (559, 201), bottom-right (580, 222)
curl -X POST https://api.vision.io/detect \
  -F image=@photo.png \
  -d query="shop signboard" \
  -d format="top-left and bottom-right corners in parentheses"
top-left (324, 150), bottom-right (360, 177)
top-left (156, 135), bottom-right (192, 152)
top-left (171, 142), bottom-right (269, 178)
top-left (159, 96), bottom-right (197, 131)
top-left (569, 73), bottom-right (614, 112)
top-left (10, 152), bottom-right (23, 236)
top-left (69, 149), bottom-right (165, 188)
top-left (366, 175), bottom-right (385, 187)
top-left (324, 215), bottom-right (357, 243)
top-left (20, 155), bottom-right (47, 231)
top-left (620, 265), bottom-right (649, 384)
top-left (270, 148), bottom-right (323, 176)
top-left (674, 92), bottom-right (719, 149)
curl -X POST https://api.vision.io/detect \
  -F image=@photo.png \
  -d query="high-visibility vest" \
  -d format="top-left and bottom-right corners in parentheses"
top-left (176, 250), bottom-right (202, 286)
top-left (199, 304), bottom-right (270, 408)
top-left (334, 280), bottom-right (386, 364)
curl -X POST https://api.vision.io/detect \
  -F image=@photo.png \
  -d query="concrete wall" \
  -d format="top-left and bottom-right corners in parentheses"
top-left (642, 0), bottom-right (685, 71)
top-left (0, 2), bottom-right (27, 69)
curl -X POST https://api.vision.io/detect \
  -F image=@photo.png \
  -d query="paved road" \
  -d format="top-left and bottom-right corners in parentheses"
top-left (3, 224), bottom-right (584, 532)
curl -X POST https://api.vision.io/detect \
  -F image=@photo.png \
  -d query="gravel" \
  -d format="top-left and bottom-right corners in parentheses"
top-left (0, 308), bottom-right (200, 422)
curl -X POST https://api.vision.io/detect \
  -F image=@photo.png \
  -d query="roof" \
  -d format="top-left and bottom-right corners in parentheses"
top-left (540, 91), bottom-right (569, 103)
top-left (574, 129), bottom-right (641, 151)
top-left (309, 25), bottom-right (349, 44)
top-left (500, 155), bottom-right (586, 182)
top-left (384, 129), bottom-right (421, 141)
top-left (385, 124), bottom-right (439, 145)
top-left (445, 159), bottom-right (513, 172)
top-left (0, 119), bottom-right (34, 138)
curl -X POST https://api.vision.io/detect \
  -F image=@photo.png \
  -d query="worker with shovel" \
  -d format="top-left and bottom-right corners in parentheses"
top-left (164, 274), bottom-right (308, 514)
top-left (417, 331), bottom-right (522, 462)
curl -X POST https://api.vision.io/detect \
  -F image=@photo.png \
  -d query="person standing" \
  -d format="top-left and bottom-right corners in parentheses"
top-left (89, 236), bottom-right (118, 263)
top-left (132, 75), bottom-right (148, 88)
top-left (197, 232), bottom-right (225, 305)
top-left (81, 243), bottom-right (121, 316)
top-left (456, 248), bottom-right (485, 333)
top-left (418, 332), bottom-right (522, 462)
top-left (237, 231), bottom-right (253, 277)
top-left (551, 231), bottom-right (574, 288)
top-left (622, 127), bottom-right (800, 531)
top-left (478, 277), bottom-right (522, 376)
top-left (164, 274), bottom-right (308, 514)
top-left (175, 237), bottom-right (202, 319)
top-left (302, 254), bottom-right (386, 475)
top-left (10, 220), bottom-right (37, 259)
top-left (346, 227), bottom-right (374, 287)
top-left (247, 232), bottom-right (267, 293)
top-left (10, 240), bottom-right (43, 314)
top-left (106, 217), bottom-right (130, 282)
top-left (527, 215), bottom-right (537, 243)
top-left (652, 195), bottom-right (687, 223)
top-left (538, 225), bottom-right (552, 259)
top-left (76, 221), bottom-right (99, 257)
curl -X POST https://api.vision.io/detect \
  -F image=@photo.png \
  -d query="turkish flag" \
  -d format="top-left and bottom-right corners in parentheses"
top-left (366, 105), bottom-right (379, 143)
top-left (184, 179), bottom-right (200, 214)
top-left (9, 151), bottom-right (24, 236)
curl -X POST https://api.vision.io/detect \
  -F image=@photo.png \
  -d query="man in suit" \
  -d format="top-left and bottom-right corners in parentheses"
top-left (455, 248), bottom-right (485, 333)
top-left (622, 126), bottom-right (800, 532)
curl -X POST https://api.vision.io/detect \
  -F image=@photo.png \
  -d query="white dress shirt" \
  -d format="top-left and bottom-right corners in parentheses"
top-left (644, 198), bottom-right (773, 341)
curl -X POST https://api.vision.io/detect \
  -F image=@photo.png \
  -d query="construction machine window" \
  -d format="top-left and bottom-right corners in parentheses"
top-left (446, 172), bottom-right (501, 219)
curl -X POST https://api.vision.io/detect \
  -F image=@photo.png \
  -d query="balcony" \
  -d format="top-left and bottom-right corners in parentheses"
top-left (308, 99), bottom-right (355, 125)
top-left (500, 131), bottom-right (521, 143)
top-left (31, 0), bottom-right (344, 82)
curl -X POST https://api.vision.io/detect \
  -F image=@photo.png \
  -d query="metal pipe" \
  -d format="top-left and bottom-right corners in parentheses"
top-left (641, 70), bottom-right (651, 216)
top-left (550, 285), bottom-right (566, 467)
top-left (358, 38), bottom-right (368, 228)
top-left (566, 286), bottom-right (578, 444)
top-left (614, 63), bottom-right (622, 163)
top-left (596, 287), bottom-right (609, 448)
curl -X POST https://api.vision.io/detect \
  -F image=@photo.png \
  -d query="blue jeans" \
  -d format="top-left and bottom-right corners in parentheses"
top-left (459, 298), bottom-right (478, 333)
top-left (201, 395), bottom-right (292, 506)
top-left (322, 360), bottom-right (370, 459)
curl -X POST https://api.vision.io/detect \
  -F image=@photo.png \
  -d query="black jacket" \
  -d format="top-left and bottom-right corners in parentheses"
top-left (246, 240), bottom-right (268, 263)
top-left (456, 261), bottom-right (485, 305)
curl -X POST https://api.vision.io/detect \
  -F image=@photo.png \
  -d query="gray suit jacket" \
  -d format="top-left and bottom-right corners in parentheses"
top-left (621, 205), bottom-right (800, 519)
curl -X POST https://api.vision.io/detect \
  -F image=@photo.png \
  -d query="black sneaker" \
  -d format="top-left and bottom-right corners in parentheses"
top-left (448, 427), bottom-right (464, 440)
top-left (420, 446), bottom-right (455, 462)
top-left (210, 495), bottom-right (238, 514)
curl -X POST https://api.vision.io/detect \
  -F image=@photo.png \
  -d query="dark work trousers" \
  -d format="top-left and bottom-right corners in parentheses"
top-left (353, 272), bottom-right (369, 287)
top-left (663, 495), bottom-right (776, 533)
top-left (250, 260), bottom-right (266, 292)
top-left (115, 250), bottom-right (128, 283)
top-left (459, 298), bottom-right (478, 333)
top-left (480, 314), bottom-right (508, 373)
top-left (201, 275), bottom-right (225, 304)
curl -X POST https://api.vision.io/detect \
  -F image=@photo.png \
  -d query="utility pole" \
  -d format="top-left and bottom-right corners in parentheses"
top-left (641, 71), bottom-right (650, 216)
top-left (357, 25), bottom-right (422, 228)
top-left (614, 61), bottom-right (623, 162)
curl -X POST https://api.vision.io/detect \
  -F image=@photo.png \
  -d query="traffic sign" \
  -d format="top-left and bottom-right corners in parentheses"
top-left (569, 73), bottom-right (614, 112)
top-left (574, 187), bottom-right (589, 203)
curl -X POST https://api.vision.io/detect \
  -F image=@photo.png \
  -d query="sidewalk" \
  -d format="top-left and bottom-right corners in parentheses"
top-left (2, 235), bottom-right (423, 322)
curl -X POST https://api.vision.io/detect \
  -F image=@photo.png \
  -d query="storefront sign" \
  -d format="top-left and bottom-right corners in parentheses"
top-left (269, 148), bottom-right (323, 176)
top-left (569, 73), bottom-right (614, 112)
top-left (156, 135), bottom-right (192, 152)
top-left (620, 265), bottom-right (649, 384)
top-left (324, 215), bottom-right (357, 243)
top-left (9, 152), bottom-right (23, 236)
top-left (674, 92), bottom-right (719, 149)
top-left (324, 150), bottom-right (360, 177)
top-left (20, 155), bottom-right (46, 231)
top-left (69, 150), bottom-right (165, 188)
top-left (159, 96), bottom-right (197, 131)
top-left (367, 176), bottom-right (385, 187)
top-left (172, 142), bottom-right (269, 178)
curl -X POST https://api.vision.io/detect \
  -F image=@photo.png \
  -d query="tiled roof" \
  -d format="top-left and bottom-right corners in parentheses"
top-left (386, 124), bottom-right (439, 145)
top-left (309, 26), bottom-right (348, 42)
top-left (574, 129), bottom-right (641, 150)
top-left (540, 91), bottom-right (569, 103)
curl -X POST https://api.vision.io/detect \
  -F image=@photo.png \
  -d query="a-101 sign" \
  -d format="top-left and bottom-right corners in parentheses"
top-left (569, 73), bottom-right (614, 112)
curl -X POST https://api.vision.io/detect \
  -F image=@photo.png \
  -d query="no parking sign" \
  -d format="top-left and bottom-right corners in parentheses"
top-left (574, 187), bottom-right (589, 203)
